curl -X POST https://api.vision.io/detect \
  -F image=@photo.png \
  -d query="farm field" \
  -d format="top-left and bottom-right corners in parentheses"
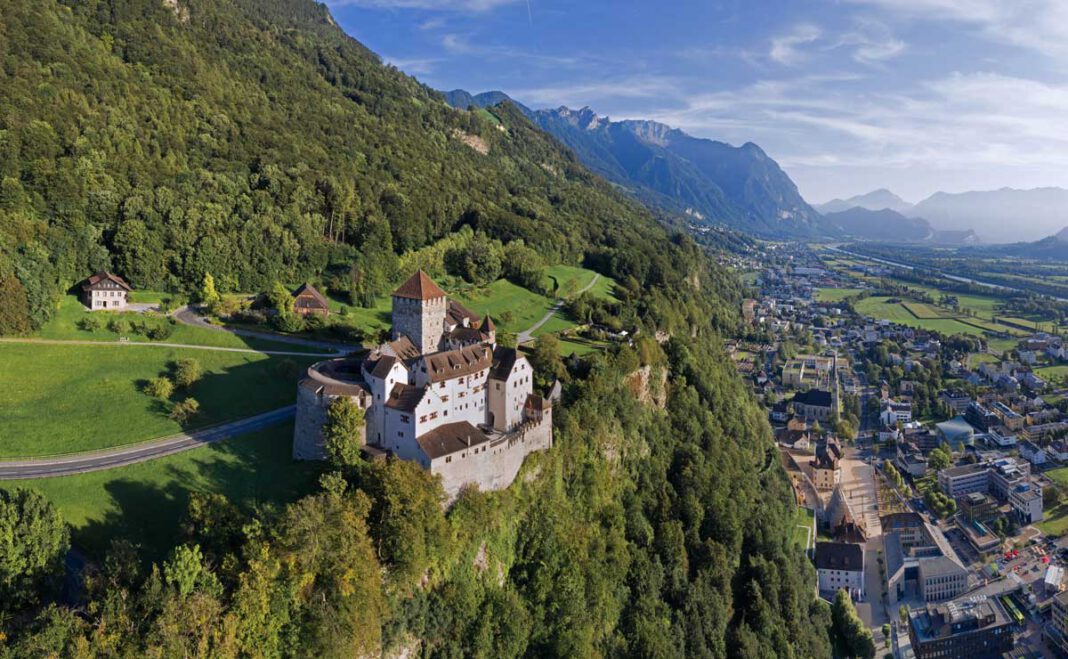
top-left (853, 297), bottom-right (984, 335)
top-left (0, 343), bottom-right (314, 457)
top-left (901, 301), bottom-right (956, 319)
top-left (0, 422), bottom-right (320, 561)
top-left (815, 287), bottom-right (864, 302)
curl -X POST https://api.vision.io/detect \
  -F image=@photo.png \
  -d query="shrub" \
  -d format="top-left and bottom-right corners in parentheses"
top-left (273, 311), bottom-right (305, 333)
top-left (145, 376), bottom-right (174, 399)
top-left (77, 316), bottom-right (101, 332)
top-left (107, 318), bottom-right (131, 335)
top-left (147, 322), bottom-right (174, 340)
top-left (169, 398), bottom-right (200, 423)
top-left (174, 358), bottom-right (203, 388)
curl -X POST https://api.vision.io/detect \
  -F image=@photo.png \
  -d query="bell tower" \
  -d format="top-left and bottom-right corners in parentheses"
top-left (391, 271), bottom-right (447, 354)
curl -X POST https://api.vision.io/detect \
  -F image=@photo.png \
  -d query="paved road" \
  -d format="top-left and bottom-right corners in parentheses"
top-left (173, 306), bottom-right (356, 354)
top-left (0, 406), bottom-right (296, 479)
top-left (517, 273), bottom-right (601, 344)
top-left (0, 336), bottom-right (338, 358)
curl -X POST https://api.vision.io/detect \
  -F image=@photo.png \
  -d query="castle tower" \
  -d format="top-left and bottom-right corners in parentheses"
top-left (480, 314), bottom-right (496, 345)
top-left (391, 270), bottom-right (447, 354)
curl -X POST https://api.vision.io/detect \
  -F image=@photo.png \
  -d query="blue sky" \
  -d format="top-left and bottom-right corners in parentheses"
top-left (325, 0), bottom-right (1068, 204)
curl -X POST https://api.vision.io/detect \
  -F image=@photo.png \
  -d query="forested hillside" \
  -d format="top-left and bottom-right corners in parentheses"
top-left (0, 1), bottom-right (832, 656)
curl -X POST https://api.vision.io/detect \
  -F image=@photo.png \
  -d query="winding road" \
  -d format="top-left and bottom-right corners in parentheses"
top-left (172, 306), bottom-right (357, 353)
top-left (0, 406), bottom-right (296, 479)
top-left (517, 273), bottom-right (601, 344)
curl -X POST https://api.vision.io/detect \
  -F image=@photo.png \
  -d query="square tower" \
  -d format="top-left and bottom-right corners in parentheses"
top-left (391, 271), bottom-right (448, 354)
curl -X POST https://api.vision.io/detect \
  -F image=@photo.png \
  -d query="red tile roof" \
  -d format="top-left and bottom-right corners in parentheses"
top-left (392, 270), bottom-right (446, 300)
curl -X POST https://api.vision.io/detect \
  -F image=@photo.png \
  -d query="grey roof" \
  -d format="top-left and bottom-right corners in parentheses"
top-left (416, 421), bottom-right (490, 460)
top-left (815, 542), bottom-right (863, 572)
top-left (792, 389), bottom-right (833, 407)
top-left (385, 383), bottom-right (426, 412)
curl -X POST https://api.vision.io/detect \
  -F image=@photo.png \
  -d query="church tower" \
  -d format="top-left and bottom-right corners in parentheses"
top-left (391, 271), bottom-right (447, 354)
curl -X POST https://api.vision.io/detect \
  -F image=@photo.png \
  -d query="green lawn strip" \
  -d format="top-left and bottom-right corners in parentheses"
top-left (954, 317), bottom-right (1030, 337)
top-left (37, 296), bottom-right (324, 353)
top-left (1036, 365), bottom-right (1068, 383)
top-left (968, 353), bottom-right (1000, 368)
top-left (853, 296), bottom-right (1006, 337)
top-left (0, 343), bottom-right (313, 457)
top-left (557, 336), bottom-right (612, 356)
top-left (0, 422), bottom-right (321, 562)
top-left (815, 288), bottom-right (864, 303)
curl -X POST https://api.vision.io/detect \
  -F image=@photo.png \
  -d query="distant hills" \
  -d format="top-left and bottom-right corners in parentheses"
top-left (443, 90), bottom-right (822, 236)
top-left (910, 187), bottom-right (1068, 243)
top-left (816, 189), bottom-right (914, 215)
top-left (817, 185), bottom-right (1068, 244)
top-left (818, 207), bottom-right (979, 245)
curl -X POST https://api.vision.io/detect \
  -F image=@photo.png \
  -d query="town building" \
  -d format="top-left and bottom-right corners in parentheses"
top-left (939, 390), bottom-right (972, 414)
top-left (1018, 439), bottom-right (1048, 466)
top-left (291, 283), bottom-right (330, 317)
top-left (1008, 483), bottom-right (1044, 524)
top-left (908, 595), bottom-right (1014, 659)
top-left (1047, 590), bottom-right (1068, 656)
top-left (810, 437), bottom-right (842, 490)
top-left (292, 271), bottom-right (553, 499)
top-left (791, 389), bottom-right (837, 422)
top-left (814, 541), bottom-right (864, 598)
top-left (935, 416), bottom-right (975, 452)
top-left (883, 513), bottom-right (970, 604)
top-left (880, 399), bottom-right (913, 427)
top-left (939, 463), bottom-right (991, 499)
top-left (81, 271), bottom-right (132, 311)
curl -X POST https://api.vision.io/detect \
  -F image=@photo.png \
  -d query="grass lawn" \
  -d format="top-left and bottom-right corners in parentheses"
top-left (557, 336), bottom-right (612, 356)
top-left (37, 295), bottom-right (323, 353)
top-left (1040, 470), bottom-right (1068, 536)
top-left (1036, 365), bottom-right (1068, 383)
top-left (854, 297), bottom-right (982, 335)
top-left (815, 287), bottom-right (864, 303)
top-left (791, 506), bottom-right (815, 550)
top-left (902, 302), bottom-right (956, 319)
top-left (453, 279), bottom-right (558, 334)
top-left (968, 353), bottom-right (1000, 368)
top-left (0, 343), bottom-right (314, 457)
top-left (0, 422), bottom-right (321, 561)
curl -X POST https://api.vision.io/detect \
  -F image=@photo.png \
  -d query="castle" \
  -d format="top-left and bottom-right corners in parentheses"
top-left (293, 271), bottom-right (553, 498)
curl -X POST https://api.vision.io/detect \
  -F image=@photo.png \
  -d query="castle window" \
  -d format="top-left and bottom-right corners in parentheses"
top-left (419, 415), bottom-right (427, 423)
top-left (401, 415), bottom-right (410, 423)
top-left (397, 431), bottom-right (404, 437)
top-left (446, 456), bottom-right (452, 463)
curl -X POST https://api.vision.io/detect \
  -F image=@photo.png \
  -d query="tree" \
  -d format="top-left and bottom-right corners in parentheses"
top-left (199, 272), bottom-right (221, 309)
top-left (1045, 484), bottom-right (1063, 509)
top-left (324, 397), bottom-right (365, 468)
top-left (0, 488), bottom-right (70, 613)
top-left (145, 376), bottom-right (174, 400)
top-left (831, 589), bottom-right (876, 659)
top-left (169, 398), bottom-right (200, 423)
top-left (529, 334), bottom-right (566, 391)
top-left (163, 544), bottom-right (220, 598)
top-left (267, 282), bottom-right (294, 315)
top-left (174, 358), bottom-right (203, 388)
top-left (928, 446), bottom-right (952, 472)
top-left (0, 271), bottom-right (32, 335)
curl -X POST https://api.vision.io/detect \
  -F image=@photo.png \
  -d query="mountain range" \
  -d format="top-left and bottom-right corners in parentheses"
top-left (815, 189), bottom-right (914, 215)
top-left (444, 90), bottom-right (822, 236)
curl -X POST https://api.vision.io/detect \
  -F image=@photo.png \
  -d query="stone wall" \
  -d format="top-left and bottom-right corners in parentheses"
top-left (293, 382), bottom-right (330, 460)
top-left (432, 411), bottom-right (553, 500)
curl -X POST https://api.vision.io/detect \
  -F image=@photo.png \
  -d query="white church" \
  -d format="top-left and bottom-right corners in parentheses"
top-left (293, 271), bottom-right (553, 498)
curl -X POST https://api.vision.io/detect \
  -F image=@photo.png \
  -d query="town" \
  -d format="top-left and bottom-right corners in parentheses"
top-left (738, 242), bottom-right (1068, 657)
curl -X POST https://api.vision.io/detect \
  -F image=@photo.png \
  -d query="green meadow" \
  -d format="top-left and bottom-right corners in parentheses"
top-left (0, 343), bottom-right (313, 457)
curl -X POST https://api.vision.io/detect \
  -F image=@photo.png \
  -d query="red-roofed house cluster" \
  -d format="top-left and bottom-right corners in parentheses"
top-left (293, 271), bottom-right (553, 498)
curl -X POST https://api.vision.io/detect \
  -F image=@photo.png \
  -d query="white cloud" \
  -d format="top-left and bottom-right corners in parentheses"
top-left (324, 0), bottom-right (519, 11)
top-left (847, 0), bottom-right (1068, 63)
top-left (769, 24), bottom-right (822, 65)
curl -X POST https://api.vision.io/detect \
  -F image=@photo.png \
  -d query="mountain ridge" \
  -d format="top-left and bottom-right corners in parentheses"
top-left (444, 90), bottom-right (823, 236)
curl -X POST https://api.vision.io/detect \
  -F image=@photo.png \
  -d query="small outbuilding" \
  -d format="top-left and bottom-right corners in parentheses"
top-left (82, 271), bottom-right (132, 311)
top-left (291, 283), bottom-right (330, 317)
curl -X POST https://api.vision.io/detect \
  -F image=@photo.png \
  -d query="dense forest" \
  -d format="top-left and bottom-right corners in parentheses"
top-left (0, 0), bottom-right (834, 656)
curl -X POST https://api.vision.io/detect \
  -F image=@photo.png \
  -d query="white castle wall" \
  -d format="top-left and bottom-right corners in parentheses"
top-left (431, 410), bottom-right (553, 500)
